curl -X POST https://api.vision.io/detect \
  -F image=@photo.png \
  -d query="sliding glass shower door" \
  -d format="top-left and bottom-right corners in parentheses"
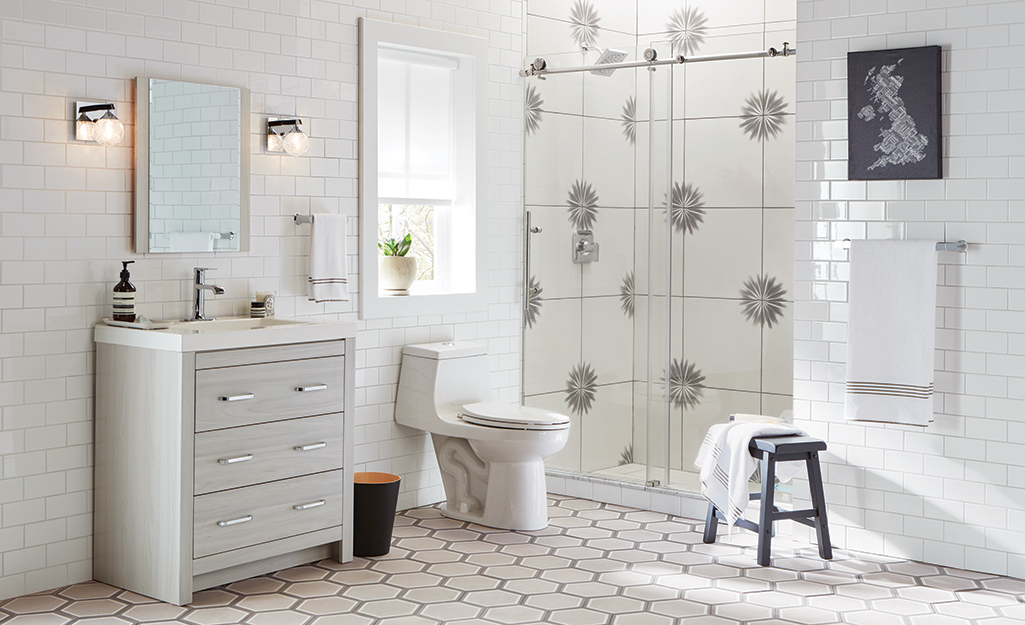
top-left (521, 35), bottom-right (796, 494)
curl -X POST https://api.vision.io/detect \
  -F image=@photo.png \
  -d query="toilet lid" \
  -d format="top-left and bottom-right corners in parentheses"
top-left (460, 402), bottom-right (570, 431)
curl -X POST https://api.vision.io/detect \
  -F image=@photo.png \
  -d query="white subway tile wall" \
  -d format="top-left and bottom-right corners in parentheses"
top-left (0, 0), bottom-right (524, 600)
top-left (794, 0), bottom-right (1025, 578)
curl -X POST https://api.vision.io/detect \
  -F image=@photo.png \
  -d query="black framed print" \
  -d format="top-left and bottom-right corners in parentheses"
top-left (847, 46), bottom-right (942, 180)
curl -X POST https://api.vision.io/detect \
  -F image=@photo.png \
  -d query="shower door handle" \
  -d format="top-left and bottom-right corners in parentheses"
top-left (573, 230), bottom-right (599, 264)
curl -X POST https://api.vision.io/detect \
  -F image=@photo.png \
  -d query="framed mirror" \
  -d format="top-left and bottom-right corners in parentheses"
top-left (135, 77), bottom-right (250, 253)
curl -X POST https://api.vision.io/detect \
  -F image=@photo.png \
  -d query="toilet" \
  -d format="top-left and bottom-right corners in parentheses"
top-left (396, 341), bottom-right (570, 531)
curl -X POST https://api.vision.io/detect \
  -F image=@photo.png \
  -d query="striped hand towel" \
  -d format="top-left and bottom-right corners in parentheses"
top-left (308, 213), bottom-right (349, 303)
top-left (695, 421), bottom-right (805, 528)
top-left (845, 240), bottom-right (938, 426)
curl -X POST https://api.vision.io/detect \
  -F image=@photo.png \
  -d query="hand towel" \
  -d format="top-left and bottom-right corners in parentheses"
top-left (169, 231), bottom-right (213, 253)
top-left (694, 421), bottom-right (805, 528)
top-left (845, 240), bottom-right (937, 426)
top-left (308, 213), bottom-right (349, 303)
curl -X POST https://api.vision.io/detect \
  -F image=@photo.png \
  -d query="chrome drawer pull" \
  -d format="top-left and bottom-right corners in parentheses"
top-left (217, 515), bottom-right (253, 527)
top-left (295, 384), bottom-right (328, 392)
top-left (294, 442), bottom-right (327, 452)
top-left (294, 500), bottom-right (326, 511)
top-left (217, 454), bottom-right (254, 465)
top-left (219, 393), bottom-right (255, 402)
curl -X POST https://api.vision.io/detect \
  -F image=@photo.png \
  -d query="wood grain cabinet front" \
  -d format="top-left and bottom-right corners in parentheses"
top-left (94, 331), bottom-right (355, 606)
top-left (194, 413), bottom-right (344, 495)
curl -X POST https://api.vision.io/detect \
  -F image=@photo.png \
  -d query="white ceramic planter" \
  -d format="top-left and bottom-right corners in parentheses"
top-left (379, 256), bottom-right (417, 295)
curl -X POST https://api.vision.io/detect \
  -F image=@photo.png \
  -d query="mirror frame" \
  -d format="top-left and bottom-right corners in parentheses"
top-left (134, 77), bottom-right (251, 254)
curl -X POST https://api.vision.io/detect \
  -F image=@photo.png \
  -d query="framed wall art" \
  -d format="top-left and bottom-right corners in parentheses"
top-left (847, 45), bottom-right (942, 180)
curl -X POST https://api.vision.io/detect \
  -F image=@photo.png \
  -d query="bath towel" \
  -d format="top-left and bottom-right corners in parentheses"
top-left (168, 231), bottom-right (213, 253)
top-left (308, 213), bottom-right (349, 303)
top-left (695, 421), bottom-right (805, 528)
top-left (845, 240), bottom-right (937, 426)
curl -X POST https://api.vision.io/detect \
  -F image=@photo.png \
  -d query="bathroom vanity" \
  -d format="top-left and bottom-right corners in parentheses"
top-left (93, 318), bottom-right (356, 605)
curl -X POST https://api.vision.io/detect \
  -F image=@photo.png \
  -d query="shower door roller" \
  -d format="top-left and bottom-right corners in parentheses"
top-left (572, 230), bottom-right (599, 264)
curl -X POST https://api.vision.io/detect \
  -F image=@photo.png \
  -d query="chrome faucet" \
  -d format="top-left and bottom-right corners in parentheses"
top-left (186, 267), bottom-right (225, 321)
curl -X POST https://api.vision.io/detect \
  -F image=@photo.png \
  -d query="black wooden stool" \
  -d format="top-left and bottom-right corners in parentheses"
top-left (702, 435), bottom-right (832, 566)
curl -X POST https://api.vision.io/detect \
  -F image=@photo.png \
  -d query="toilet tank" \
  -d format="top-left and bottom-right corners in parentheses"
top-left (396, 342), bottom-right (493, 429)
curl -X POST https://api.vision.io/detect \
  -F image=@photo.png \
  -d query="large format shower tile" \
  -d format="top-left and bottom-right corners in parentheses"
top-left (524, 297), bottom-right (582, 396)
top-left (763, 207), bottom-right (795, 297)
top-left (683, 118), bottom-right (764, 208)
top-left (529, 63), bottom-right (583, 116)
top-left (763, 115), bottom-right (797, 208)
top-left (526, 205), bottom-right (583, 301)
top-left (582, 208), bottom-right (635, 298)
top-left (583, 117), bottom-right (635, 209)
top-left (762, 314), bottom-right (795, 397)
top-left (677, 37), bottom-right (764, 120)
top-left (525, 111), bottom-right (584, 207)
top-left (581, 295), bottom-right (634, 385)
top-left (580, 381), bottom-right (634, 472)
top-left (683, 208), bottom-right (763, 300)
top-left (683, 297), bottom-right (762, 393)
top-left (582, 45), bottom-right (641, 121)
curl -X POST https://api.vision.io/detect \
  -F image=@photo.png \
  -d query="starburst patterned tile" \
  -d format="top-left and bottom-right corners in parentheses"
top-left (739, 274), bottom-right (787, 328)
top-left (525, 84), bottom-right (543, 136)
top-left (667, 7), bottom-right (708, 56)
top-left (565, 362), bottom-right (598, 416)
top-left (666, 182), bottom-right (705, 234)
top-left (666, 358), bottom-right (705, 409)
top-left (526, 275), bottom-right (543, 328)
top-left (619, 271), bottom-right (635, 319)
top-left (567, 180), bottom-right (599, 230)
top-left (621, 96), bottom-right (636, 145)
top-left (740, 89), bottom-right (788, 141)
top-left (569, 0), bottom-right (600, 48)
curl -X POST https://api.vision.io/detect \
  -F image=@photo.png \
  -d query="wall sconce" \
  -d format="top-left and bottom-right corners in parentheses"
top-left (75, 102), bottom-right (125, 147)
top-left (267, 118), bottom-right (310, 156)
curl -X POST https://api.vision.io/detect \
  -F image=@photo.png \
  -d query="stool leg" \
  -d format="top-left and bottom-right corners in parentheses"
top-left (806, 451), bottom-right (833, 560)
top-left (756, 454), bottom-right (776, 566)
top-left (703, 502), bottom-right (718, 544)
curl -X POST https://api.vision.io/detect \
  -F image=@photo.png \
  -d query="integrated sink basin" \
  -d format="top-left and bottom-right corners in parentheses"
top-left (95, 316), bottom-right (356, 353)
top-left (166, 317), bottom-right (311, 334)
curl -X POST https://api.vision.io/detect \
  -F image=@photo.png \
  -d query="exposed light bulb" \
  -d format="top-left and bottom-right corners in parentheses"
top-left (75, 113), bottom-right (95, 141)
top-left (267, 132), bottom-right (283, 152)
top-left (282, 125), bottom-right (309, 156)
top-left (94, 110), bottom-right (125, 147)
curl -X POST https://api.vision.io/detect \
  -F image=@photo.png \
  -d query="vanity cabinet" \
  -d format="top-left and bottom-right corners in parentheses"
top-left (94, 322), bottom-right (356, 605)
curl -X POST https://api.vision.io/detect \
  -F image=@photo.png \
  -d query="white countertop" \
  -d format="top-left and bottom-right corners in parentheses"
top-left (94, 317), bottom-right (357, 352)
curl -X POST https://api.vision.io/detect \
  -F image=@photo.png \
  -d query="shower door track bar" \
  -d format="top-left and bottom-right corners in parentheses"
top-left (520, 43), bottom-right (795, 78)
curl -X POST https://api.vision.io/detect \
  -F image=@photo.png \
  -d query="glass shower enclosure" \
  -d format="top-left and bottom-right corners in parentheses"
top-left (522, 37), bottom-right (796, 493)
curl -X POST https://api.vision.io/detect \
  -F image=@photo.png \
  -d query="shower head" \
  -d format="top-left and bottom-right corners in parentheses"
top-left (589, 49), bottom-right (628, 77)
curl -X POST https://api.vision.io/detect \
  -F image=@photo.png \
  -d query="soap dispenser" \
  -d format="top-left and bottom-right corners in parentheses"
top-left (113, 261), bottom-right (136, 322)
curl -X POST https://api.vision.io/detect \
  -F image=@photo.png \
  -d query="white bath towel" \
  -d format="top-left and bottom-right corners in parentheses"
top-left (169, 231), bottom-right (213, 253)
top-left (694, 421), bottom-right (805, 528)
top-left (845, 240), bottom-right (937, 426)
top-left (308, 213), bottom-right (349, 303)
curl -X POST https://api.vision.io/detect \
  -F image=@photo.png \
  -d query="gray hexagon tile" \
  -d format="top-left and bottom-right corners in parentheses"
top-left (3, 495), bottom-right (1025, 625)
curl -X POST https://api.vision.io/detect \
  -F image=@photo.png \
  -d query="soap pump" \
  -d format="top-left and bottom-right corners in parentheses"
top-left (113, 261), bottom-right (136, 322)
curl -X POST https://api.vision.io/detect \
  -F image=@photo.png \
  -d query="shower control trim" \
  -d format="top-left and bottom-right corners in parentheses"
top-left (572, 230), bottom-right (599, 264)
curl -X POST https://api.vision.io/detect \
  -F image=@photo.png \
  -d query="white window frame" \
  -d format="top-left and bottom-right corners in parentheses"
top-left (359, 18), bottom-right (488, 319)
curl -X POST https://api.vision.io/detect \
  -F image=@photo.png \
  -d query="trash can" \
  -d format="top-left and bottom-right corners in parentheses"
top-left (352, 472), bottom-right (401, 557)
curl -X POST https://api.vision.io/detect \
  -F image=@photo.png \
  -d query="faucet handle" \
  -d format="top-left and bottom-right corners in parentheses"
top-left (194, 267), bottom-right (217, 272)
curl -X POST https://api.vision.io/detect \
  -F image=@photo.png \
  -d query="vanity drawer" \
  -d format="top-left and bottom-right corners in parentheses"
top-left (193, 470), bottom-right (342, 559)
top-left (194, 413), bottom-right (344, 495)
top-left (195, 356), bottom-right (344, 432)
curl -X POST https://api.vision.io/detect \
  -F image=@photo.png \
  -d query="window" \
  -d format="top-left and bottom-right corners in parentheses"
top-left (359, 18), bottom-right (488, 318)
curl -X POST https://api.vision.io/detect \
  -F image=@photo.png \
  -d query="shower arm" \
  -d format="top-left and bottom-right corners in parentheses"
top-left (519, 42), bottom-right (795, 78)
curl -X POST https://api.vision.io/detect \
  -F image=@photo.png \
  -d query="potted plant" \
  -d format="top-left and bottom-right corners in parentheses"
top-left (379, 234), bottom-right (417, 295)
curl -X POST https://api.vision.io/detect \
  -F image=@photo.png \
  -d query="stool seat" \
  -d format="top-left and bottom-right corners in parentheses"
top-left (703, 434), bottom-right (832, 566)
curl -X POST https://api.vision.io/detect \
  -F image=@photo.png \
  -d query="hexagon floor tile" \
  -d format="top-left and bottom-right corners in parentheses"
top-left (2, 495), bottom-right (1024, 624)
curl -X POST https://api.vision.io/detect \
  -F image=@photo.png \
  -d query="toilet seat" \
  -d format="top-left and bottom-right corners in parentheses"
top-left (460, 402), bottom-right (570, 431)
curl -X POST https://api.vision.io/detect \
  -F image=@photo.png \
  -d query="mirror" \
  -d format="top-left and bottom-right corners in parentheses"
top-left (135, 77), bottom-right (250, 253)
